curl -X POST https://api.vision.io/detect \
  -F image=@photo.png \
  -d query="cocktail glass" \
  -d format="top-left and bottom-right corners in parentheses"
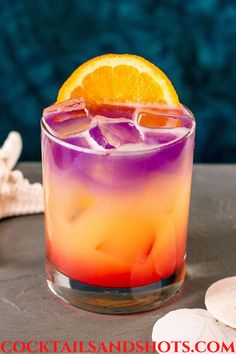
top-left (41, 105), bottom-right (195, 314)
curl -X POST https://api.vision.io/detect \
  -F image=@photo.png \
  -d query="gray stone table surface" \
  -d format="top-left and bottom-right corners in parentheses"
top-left (0, 163), bottom-right (235, 345)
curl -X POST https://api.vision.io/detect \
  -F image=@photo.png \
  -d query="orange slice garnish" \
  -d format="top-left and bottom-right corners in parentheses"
top-left (57, 54), bottom-right (179, 108)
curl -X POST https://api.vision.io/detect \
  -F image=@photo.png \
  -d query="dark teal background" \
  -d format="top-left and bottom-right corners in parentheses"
top-left (1, 0), bottom-right (236, 162)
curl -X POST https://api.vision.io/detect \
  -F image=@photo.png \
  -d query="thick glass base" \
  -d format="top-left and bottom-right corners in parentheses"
top-left (46, 260), bottom-right (185, 314)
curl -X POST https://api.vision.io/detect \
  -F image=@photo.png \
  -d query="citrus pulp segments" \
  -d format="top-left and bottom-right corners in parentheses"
top-left (57, 54), bottom-right (179, 107)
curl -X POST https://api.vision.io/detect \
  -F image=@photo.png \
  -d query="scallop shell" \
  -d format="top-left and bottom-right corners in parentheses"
top-left (205, 277), bottom-right (236, 329)
top-left (152, 309), bottom-right (236, 353)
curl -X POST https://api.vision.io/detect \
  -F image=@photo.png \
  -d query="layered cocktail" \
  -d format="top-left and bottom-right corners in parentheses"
top-left (41, 54), bottom-right (195, 313)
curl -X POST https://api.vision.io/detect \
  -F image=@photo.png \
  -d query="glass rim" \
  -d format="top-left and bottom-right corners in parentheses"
top-left (41, 104), bottom-right (196, 156)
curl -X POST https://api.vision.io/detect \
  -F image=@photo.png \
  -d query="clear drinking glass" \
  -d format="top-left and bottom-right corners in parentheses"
top-left (41, 106), bottom-right (195, 314)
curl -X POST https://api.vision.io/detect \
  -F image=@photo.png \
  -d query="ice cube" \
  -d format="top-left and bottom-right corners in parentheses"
top-left (42, 98), bottom-right (91, 138)
top-left (63, 129), bottom-right (109, 150)
top-left (136, 105), bottom-right (193, 129)
top-left (89, 103), bottom-right (136, 119)
top-left (64, 133), bottom-right (91, 149)
top-left (143, 127), bottom-right (189, 146)
top-left (137, 107), bottom-right (182, 129)
top-left (135, 106), bottom-right (190, 147)
top-left (89, 117), bottom-right (143, 149)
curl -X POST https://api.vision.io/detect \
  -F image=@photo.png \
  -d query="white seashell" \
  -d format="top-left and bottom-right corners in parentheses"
top-left (152, 309), bottom-right (236, 354)
top-left (205, 277), bottom-right (236, 329)
top-left (8, 170), bottom-right (24, 183)
top-left (0, 160), bottom-right (8, 185)
top-left (0, 177), bottom-right (44, 219)
top-left (0, 131), bottom-right (44, 219)
top-left (0, 132), bottom-right (22, 171)
top-left (0, 183), bottom-right (12, 196)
